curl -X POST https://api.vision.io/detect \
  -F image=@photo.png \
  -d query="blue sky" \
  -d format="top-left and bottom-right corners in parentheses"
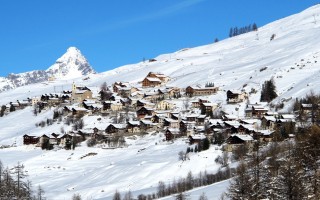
top-left (0, 0), bottom-right (319, 76)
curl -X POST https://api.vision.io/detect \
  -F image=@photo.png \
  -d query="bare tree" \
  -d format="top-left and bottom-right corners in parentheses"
top-left (198, 192), bottom-right (208, 200)
top-left (113, 190), bottom-right (121, 200)
top-left (72, 193), bottom-right (82, 200)
top-left (36, 185), bottom-right (46, 200)
top-left (157, 181), bottom-right (166, 198)
top-left (123, 190), bottom-right (133, 200)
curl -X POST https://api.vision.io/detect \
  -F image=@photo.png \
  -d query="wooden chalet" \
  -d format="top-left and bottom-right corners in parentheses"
top-left (196, 115), bottom-right (206, 125)
top-left (136, 107), bottom-right (154, 119)
top-left (142, 77), bottom-right (162, 88)
top-left (72, 107), bottom-right (89, 116)
top-left (185, 86), bottom-right (218, 97)
top-left (245, 103), bottom-right (268, 118)
top-left (256, 130), bottom-right (274, 142)
top-left (224, 134), bottom-right (254, 152)
top-left (136, 100), bottom-right (154, 109)
top-left (165, 128), bottom-right (180, 141)
top-left (151, 114), bottom-right (165, 124)
top-left (23, 134), bottom-right (39, 145)
top-left (188, 134), bottom-right (206, 145)
top-left (191, 99), bottom-right (210, 108)
top-left (127, 121), bottom-right (141, 133)
top-left (163, 118), bottom-right (179, 128)
top-left (113, 82), bottom-right (130, 93)
top-left (142, 72), bottom-right (169, 87)
top-left (186, 114), bottom-right (199, 122)
top-left (261, 116), bottom-right (276, 130)
top-left (226, 90), bottom-right (247, 103)
top-left (200, 102), bottom-right (218, 113)
top-left (105, 124), bottom-right (127, 134)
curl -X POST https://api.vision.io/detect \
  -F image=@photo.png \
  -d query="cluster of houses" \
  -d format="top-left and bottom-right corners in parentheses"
top-left (17, 71), bottom-right (303, 151)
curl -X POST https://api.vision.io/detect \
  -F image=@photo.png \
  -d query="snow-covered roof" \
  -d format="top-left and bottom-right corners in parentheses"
top-left (146, 77), bottom-right (161, 82)
top-left (110, 124), bottom-right (127, 129)
top-left (281, 114), bottom-right (295, 119)
top-left (190, 134), bottom-right (206, 140)
top-left (227, 90), bottom-right (242, 94)
top-left (258, 130), bottom-right (274, 136)
top-left (231, 134), bottom-right (254, 141)
top-left (202, 103), bottom-right (217, 107)
top-left (164, 118), bottom-right (179, 123)
top-left (240, 119), bottom-right (258, 124)
top-left (187, 114), bottom-right (199, 118)
top-left (224, 121), bottom-right (240, 127)
top-left (263, 116), bottom-right (276, 122)
top-left (128, 121), bottom-right (140, 126)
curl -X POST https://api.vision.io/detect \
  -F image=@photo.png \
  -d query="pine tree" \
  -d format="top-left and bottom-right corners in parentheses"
top-left (229, 28), bottom-right (233, 37)
top-left (233, 27), bottom-right (238, 36)
top-left (252, 23), bottom-right (258, 31)
top-left (260, 79), bottom-right (277, 102)
top-left (228, 161), bottom-right (251, 199)
top-left (273, 142), bottom-right (306, 200)
top-left (202, 138), bottom-right (210, 150)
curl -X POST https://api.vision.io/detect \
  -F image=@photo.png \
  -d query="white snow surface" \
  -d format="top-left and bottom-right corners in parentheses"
top-left (1, 4), bottom-right (320, 199)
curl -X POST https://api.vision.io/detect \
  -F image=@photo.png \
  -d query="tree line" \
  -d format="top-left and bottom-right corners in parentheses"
top-left (227, 125), bottom-right (320, 199)
top-left (111, 168), bottom-right (233, 200)
top-left (229, 23), bottom-right (258, 38)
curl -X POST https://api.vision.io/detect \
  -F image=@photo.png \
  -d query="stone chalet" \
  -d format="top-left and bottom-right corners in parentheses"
top-left (72, 83), bottom-right (93, 103)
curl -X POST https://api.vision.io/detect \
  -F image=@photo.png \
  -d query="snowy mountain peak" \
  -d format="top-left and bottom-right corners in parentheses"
top-left (0, 47), bottom-right (95, 92)
top-left (47, 47), bottom-right (95, 79)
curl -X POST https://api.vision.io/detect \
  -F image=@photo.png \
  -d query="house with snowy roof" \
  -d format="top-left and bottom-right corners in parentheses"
top-left (142, 72), bottom-right (170, 87)
top-left (224, 134), bottom-right (254, 152)
top-left (185, 85), bottom-right (218, 96)
top-left (226, 90), bottom-right (248, 103)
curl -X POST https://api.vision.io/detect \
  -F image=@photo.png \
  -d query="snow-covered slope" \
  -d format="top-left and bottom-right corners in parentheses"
top-left (0, 47), bottom-right (95, 92)
top-left (1, 4), bottom-right (320, 200)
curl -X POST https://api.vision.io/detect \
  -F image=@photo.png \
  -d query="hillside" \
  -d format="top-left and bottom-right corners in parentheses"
top-left (0, 6), bottom-right (320, 110)
top-left (0, 4), bottom-right (320, 200)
